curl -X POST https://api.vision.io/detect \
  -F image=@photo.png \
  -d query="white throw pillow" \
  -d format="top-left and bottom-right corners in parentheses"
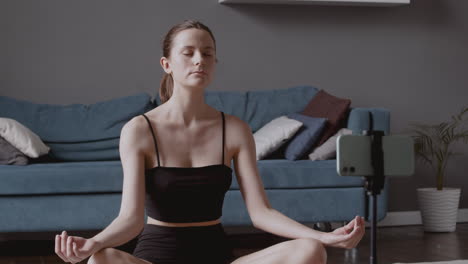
top-left (0, 118), bottom-right (50, 158)
top-left (308, 128), bottom-right (353, 161)
top-left (253, 116), bottom-right (303, 160)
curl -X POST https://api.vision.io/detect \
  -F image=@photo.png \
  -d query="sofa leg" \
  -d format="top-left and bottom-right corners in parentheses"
top-left (313, 222), bottom-right (332, 232)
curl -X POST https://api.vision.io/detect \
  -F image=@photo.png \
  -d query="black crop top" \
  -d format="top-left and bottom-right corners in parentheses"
top-left (141, 111), bottom-right (233, 223)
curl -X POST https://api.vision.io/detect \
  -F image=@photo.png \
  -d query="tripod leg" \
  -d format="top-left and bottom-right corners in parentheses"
top-left (313, 222), bottom-right (332, 232)
top-left (370, 193), bottom-right (377, 264)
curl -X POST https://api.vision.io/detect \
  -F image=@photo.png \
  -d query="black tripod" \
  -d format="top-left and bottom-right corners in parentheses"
top-left (362, 127), bottom-right (385, 264)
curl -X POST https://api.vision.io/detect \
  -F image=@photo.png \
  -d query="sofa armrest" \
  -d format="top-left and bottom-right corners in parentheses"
top-left (346, 107), bottom-right (391, 135)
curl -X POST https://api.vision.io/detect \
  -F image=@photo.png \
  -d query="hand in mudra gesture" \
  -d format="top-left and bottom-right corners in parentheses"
top-left (321, 216), bottom-right (366, 249)
top-left (55, 231), bottom-right (100, 263)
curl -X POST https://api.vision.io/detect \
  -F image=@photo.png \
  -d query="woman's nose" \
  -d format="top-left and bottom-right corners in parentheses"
top-left (193, 52), bottom-right (204, 65)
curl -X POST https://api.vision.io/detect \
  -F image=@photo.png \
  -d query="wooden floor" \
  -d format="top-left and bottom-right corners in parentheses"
top-left (1, 223), bottom-right (467, 264)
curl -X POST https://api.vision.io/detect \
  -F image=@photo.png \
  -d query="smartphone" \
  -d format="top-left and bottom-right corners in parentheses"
top-left (336, 134), bottom-right (415, 177)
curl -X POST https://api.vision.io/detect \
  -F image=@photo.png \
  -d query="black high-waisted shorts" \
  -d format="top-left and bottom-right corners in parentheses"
top-left (132, 223), bottom-right (236, 264)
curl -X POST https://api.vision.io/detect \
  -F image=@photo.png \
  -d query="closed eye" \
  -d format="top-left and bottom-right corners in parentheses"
top-left (182, 52), bottom-right (213, 57)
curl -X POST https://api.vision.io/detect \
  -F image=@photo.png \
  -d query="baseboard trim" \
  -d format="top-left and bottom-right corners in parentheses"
top-left (375, 208), bottom-right (468, 227)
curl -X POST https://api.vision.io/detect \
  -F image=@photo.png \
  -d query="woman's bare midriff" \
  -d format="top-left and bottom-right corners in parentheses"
top-left (147, 216), bottom-right (221, 227)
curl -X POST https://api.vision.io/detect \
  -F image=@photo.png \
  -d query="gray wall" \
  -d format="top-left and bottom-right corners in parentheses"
top-left (1, 0), bottom-right (467, 212)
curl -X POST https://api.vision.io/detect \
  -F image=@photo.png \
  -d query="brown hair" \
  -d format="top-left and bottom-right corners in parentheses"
top-left (159, 20), bottom-right (217, 104)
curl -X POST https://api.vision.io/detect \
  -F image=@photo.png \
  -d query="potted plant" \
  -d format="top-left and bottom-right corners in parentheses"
top-left (409, 106), bottom-right (468, 232)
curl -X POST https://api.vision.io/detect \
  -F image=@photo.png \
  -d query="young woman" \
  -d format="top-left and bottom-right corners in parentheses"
top-left (54, 20), bottom-right (365, 264)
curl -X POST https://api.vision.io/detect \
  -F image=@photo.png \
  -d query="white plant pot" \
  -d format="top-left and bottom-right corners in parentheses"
top-left (417, 187), bottom-right (461, 232)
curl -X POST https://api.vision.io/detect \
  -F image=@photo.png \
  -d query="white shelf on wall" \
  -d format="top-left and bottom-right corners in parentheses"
top-left (219, 0), bottom-right (410, 6)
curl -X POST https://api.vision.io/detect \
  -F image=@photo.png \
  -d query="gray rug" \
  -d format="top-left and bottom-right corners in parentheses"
top-left (394, 261), bottom-right (468, 264)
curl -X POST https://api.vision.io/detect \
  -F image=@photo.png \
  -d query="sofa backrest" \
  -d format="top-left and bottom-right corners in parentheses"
top-left (154, 85), bottom-right (320, 133)
top-left (154, 86), bottom-right (390, 135)
top-left (1, 87), bottom-right (390, 162)
top-left (0, 93), bottom-right (154, 161)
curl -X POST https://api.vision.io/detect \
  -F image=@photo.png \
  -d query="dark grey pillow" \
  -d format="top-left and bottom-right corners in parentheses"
top-left (0, 135), bottom-right (28, 165)
top-left (284, 113), bottom-right (327, 160)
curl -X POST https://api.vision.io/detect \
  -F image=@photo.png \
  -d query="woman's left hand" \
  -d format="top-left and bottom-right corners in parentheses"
top-left (319, 215), bottom-right (366, 249)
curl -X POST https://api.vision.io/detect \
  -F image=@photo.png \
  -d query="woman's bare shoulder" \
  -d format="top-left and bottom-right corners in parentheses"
top-left (223, 113), bottom-right (253, 148)
top-left (120, 114), bottom-right (152, 151)
top-left (122, 114), bottom-right (148, 135)
top-left (224, 113), bottom-right (249, 130)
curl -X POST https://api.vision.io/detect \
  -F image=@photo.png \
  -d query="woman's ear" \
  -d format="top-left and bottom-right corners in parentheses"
top-left (160, 57), bottom-right (172, 74)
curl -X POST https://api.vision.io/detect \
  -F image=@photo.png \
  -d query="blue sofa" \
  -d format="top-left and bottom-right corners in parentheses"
top-left (0, 86), bottom-right (390, 233)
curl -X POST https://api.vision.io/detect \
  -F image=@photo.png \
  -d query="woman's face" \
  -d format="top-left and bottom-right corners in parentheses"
top-left (161, 28), bottom-right (217, 90)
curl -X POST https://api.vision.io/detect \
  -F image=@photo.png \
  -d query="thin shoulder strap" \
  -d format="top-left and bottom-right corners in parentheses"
top-left (221, 111), bottom-right (225, 165)
top-left (141, 114), bottom-right (160, 167)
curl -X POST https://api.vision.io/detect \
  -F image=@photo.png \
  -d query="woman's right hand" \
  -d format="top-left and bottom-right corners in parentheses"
top-left (55, 231), bottom-right (101, 263)
top-left (319, 215), bottom-right (366, 249)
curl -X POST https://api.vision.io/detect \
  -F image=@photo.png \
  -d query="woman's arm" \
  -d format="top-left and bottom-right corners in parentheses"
top-left (230, 116), bottom-right (364, 247)
top-left (90, 117), bottom-right (148, 251)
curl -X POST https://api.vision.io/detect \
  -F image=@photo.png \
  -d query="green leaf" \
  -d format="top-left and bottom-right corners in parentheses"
top-left (407, 105), bottom-right (468, 189)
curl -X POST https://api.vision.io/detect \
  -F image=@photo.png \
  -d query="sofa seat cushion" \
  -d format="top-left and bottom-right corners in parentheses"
top-left (231, 159), bottom-right (364, 190)
top-left (0, 161), bottom-right (124, 195)
top-left (0, 159), bottom-right (363, 195)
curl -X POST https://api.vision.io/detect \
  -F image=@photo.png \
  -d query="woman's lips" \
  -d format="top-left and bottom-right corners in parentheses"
top-left (192, 71), bottom-right (206, 75)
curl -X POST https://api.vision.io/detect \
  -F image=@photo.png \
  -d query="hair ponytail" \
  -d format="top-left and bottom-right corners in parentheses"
top-left (159, 73), bottom-right (174, 104)
top-left (158, 19), bottom-right (216, 104)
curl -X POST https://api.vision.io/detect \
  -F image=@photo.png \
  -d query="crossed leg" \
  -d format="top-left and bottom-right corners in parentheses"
top-left (87, 237), bottom-right (326, 264)
top-left (231, 237), bottom-right (327, 264)
top-left (87, 248), bottom-right (152, 264)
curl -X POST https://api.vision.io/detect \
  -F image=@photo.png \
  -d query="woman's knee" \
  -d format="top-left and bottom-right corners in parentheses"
top-left (87, 248), bottom-right (120, 264)
top-left (294, 238), bottom-right (327, 264)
